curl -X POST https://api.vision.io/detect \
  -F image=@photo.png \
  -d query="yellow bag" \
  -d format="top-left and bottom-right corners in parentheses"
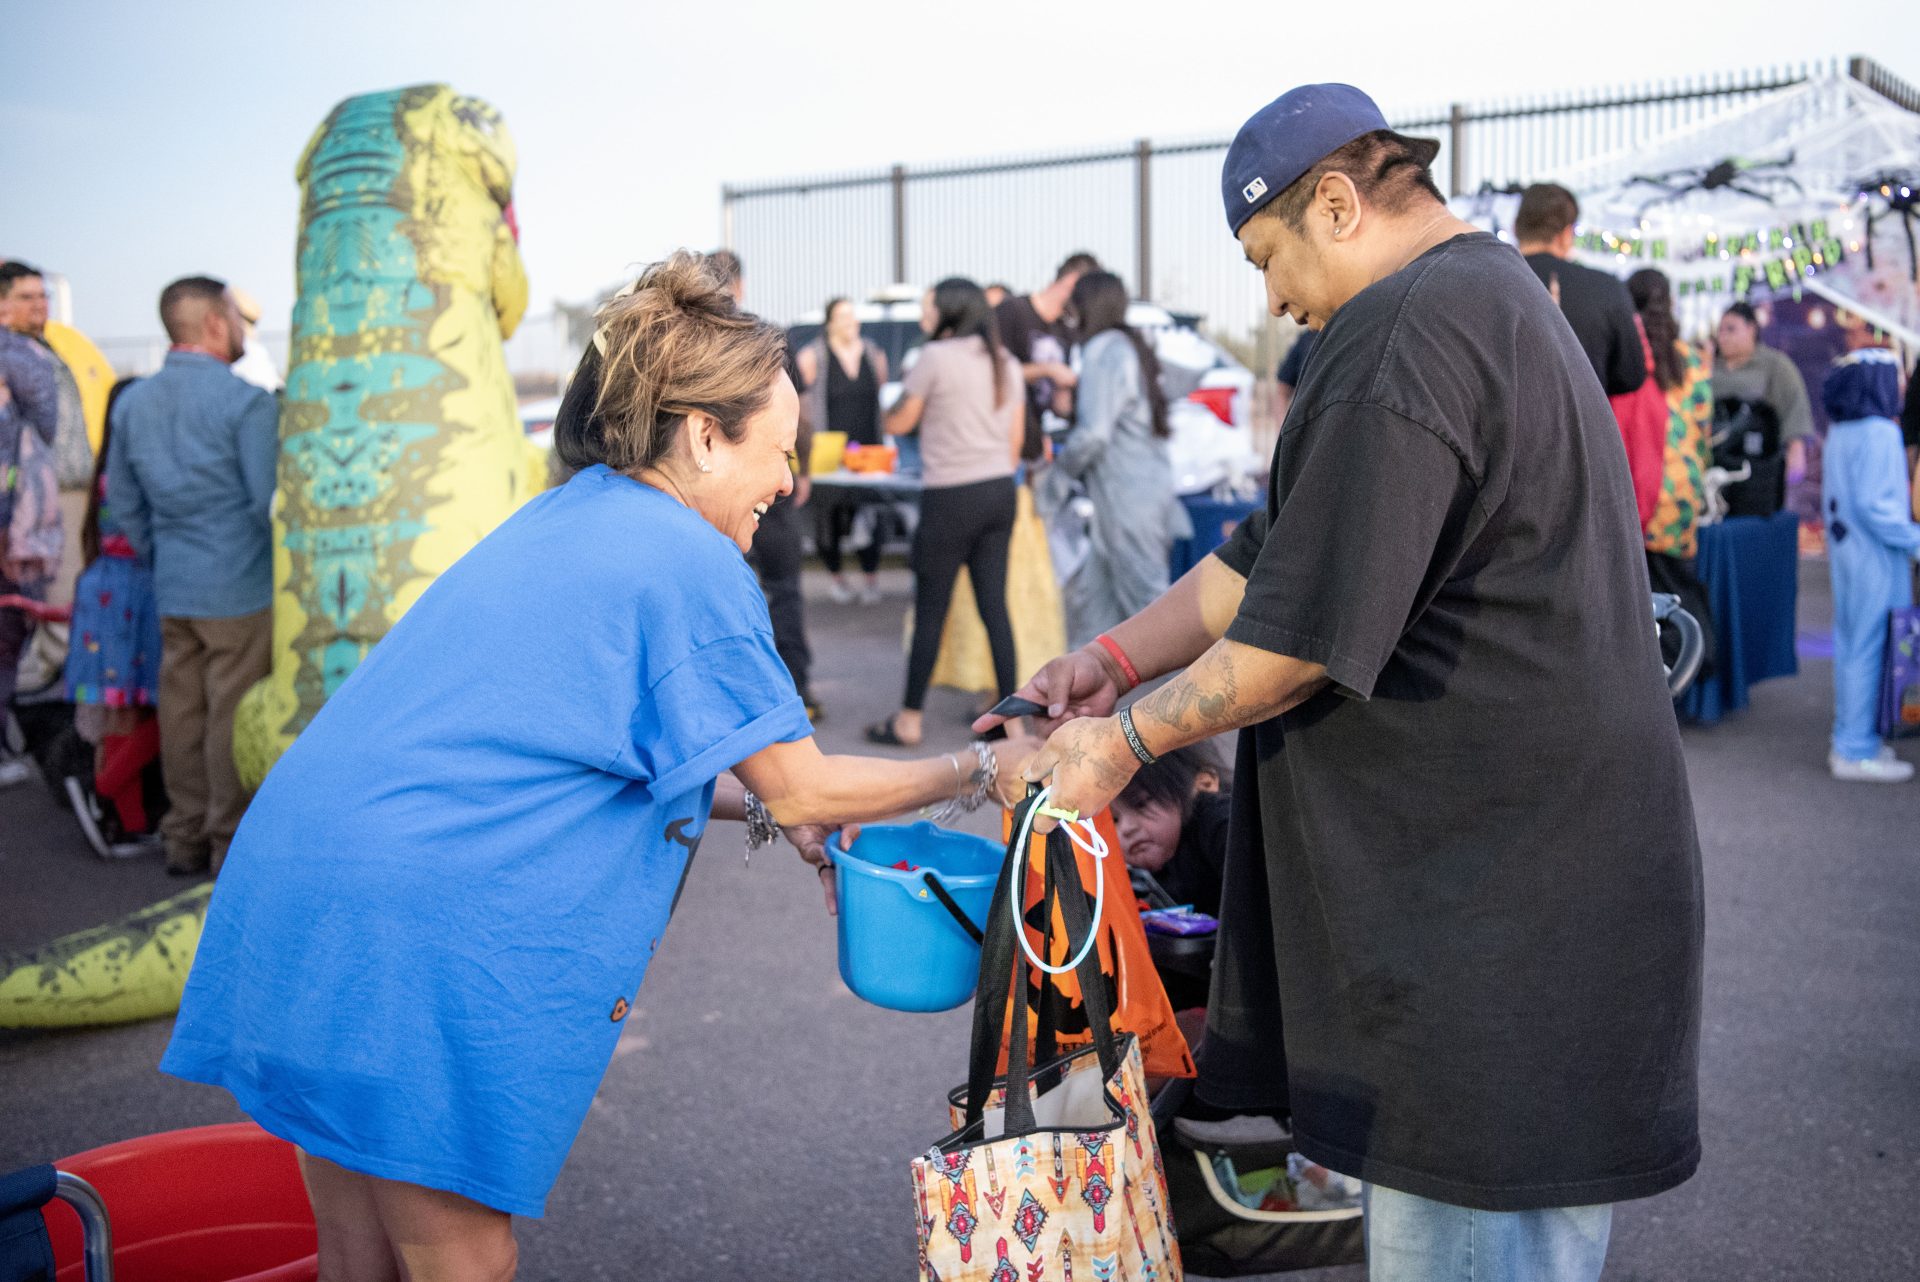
top-left (925, 485), bottom-right (1067, 694)
top-left (913, 797), bottom-right (1183, 1281)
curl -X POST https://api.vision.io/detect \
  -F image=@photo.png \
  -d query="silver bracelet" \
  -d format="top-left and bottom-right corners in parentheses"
top-left (922, 741), bottom-right (998, 822)
top-left (742, 789), bottom-right (780, 854)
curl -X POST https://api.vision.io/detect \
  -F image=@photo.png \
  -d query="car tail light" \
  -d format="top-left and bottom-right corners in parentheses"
top-left (1188, 387), bottom-right (1236, 426)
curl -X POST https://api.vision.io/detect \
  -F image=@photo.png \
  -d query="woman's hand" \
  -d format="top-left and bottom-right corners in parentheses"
top-left (782, 822), bottom-right (859, 916)
top-left (983, 735), bottom-right (1046, 807)
top-left (1020, 716), bottom-right (1139, 833)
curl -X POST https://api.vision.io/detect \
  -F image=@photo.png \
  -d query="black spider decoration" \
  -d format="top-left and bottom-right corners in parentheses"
top-left (1852, 171), bottom-right (1919, 281)
top-left (1623, 152), bottom-right (1803, 219)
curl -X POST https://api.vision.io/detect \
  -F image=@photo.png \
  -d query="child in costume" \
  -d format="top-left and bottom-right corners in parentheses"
top-left (1820, 348), bottom-right (1920, 782)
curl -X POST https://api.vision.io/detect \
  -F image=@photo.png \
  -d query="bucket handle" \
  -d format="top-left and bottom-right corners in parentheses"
top-left (920, 872), bottom-right (986, 945)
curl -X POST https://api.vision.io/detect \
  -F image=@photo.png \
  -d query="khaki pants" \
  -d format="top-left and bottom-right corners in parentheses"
top-left (159, 610), bottom-right (270, 872)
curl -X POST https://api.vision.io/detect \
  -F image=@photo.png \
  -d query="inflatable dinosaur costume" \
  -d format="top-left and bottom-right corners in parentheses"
top-left (234, 84), bottom-right (534, 790)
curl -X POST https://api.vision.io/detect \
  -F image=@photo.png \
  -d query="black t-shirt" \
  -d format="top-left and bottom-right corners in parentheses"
top-left (995, 295), bottom-right (1065, 456)
top-left (1524, 252), bottom-right (1648, 397)
top-left (1211, 232), bottom-right (1702, 1212)
top-left (1903, 356), bottom-right (1920, 452)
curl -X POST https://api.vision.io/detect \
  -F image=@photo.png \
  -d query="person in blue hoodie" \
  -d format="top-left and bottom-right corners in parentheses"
top-left (1820, 348), bottom-right (1920, 783)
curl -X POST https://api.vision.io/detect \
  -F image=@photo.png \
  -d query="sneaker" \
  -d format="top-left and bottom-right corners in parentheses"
top-left (1830, 753), bottom-right (1914, 783)
top-left (107, 833), bottom-right (165, 860)
top-left (64, 776), bottom-right (113, 858)
top-left (1829, 744), bottom-right (1899, 768)
top-left (857, 583), bottom-right (883, 606)
top-left (827, 577), bottom-right (855, 605)
top-left (0, 757), bottom-right (33, 790)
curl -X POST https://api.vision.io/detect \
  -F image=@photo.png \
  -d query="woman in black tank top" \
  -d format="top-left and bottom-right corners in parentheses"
top-left (798, 300), bottom-right (891, 603)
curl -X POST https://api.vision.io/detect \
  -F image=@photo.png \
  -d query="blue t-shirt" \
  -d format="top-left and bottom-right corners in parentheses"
top-left (161, 465), bottom-right (811, 1215)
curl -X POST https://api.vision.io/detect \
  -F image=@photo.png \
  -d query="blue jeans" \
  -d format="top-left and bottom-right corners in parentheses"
top-left (1364, 1183), bottom-right (1613, 1282)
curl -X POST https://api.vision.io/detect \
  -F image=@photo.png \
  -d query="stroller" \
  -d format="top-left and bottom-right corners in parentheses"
top-left (0, 594), bottom-right (167, 858)
top-left (1130, 863), bottom-right (1368, 1277)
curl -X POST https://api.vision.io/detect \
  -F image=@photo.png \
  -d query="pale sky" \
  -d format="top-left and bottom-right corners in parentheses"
top-left (7, 0), bottom-right (1917, 340)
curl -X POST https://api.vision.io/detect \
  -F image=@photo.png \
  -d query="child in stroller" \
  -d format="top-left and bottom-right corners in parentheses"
top-left (1118, 742), bottom-right (1367, 1274)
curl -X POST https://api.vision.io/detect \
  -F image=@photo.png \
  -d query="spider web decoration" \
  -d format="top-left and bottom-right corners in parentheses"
top-left (1481, 72), bottom-right (1920, 344)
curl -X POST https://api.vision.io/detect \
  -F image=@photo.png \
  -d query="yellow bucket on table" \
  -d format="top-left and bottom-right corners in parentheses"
top-left (811, 430), bottom-right (848, 475)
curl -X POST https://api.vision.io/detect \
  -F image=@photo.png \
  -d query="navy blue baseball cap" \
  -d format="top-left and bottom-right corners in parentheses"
top-left (1221, 84), bottom-right (1439, 234)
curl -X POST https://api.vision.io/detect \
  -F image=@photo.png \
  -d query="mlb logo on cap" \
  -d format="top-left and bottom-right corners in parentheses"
top-left (1242, 177), bottom-right (1269, 204)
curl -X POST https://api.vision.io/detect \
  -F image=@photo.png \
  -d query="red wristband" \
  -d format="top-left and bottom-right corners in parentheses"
top-left (1093, 633), bottom-right (1141, 692)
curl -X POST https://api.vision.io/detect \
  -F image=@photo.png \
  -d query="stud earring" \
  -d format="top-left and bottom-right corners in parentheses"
top-left (699, 459), bottom-right (711, 473)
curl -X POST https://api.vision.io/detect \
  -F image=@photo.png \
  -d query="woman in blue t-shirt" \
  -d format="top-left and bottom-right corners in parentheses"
top-left (161, 252), bottom-right (1037, 1278)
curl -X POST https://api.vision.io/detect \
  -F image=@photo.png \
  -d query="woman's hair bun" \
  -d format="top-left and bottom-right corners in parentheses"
top-left (553, 251), bottom-right (788, 475)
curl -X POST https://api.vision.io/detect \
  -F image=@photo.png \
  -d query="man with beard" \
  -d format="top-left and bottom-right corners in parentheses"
top-left (109, 277), bottom-right (278, 874)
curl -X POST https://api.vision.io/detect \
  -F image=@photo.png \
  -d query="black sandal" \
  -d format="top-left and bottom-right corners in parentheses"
top-left (864, 716), bottom-right (920, 747)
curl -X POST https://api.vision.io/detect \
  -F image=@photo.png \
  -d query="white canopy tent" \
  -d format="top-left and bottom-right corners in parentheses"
top-left (1454, 74), bottom-right (1920, 346)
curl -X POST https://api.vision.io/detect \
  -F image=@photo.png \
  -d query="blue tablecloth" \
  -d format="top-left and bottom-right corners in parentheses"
top-left (1169, 491), bottom-right (1266, 579)
top-left (1680, 511), bottom-right (1801, 725)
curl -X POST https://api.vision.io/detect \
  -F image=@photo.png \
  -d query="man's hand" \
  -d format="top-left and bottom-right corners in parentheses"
top-left (0, 376), bottom-right (12, 411)
top-left (1022, 716), bottom-right (1139, 834)
top-left (1047, 362), bottom-right (1078, 389)
top-left (971, 644), bottom-right (1123, 737)
top-left (782, 822), bottom-right (858, 915)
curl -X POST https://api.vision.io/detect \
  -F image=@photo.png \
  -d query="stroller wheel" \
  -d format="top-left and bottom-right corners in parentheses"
top-left (63, 776), bottom-right (113, 859)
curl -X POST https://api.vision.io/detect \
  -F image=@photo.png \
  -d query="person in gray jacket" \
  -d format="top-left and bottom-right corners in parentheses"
top-left (1056, 270), bottom-right (1186, 647)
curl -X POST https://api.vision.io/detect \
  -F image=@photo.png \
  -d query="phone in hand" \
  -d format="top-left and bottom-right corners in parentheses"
top-left (987, 695), bottom-right (1047, 720)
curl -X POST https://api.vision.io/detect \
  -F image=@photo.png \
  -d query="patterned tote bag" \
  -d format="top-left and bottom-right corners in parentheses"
top-left (912, 794), bottom-right (1182, 1282)
top-left (1880, 607), bottom-right (1920, 739)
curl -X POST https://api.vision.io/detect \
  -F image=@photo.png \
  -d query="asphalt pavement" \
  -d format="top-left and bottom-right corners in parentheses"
top-left (2, 559), bottom-right (1915, 1281)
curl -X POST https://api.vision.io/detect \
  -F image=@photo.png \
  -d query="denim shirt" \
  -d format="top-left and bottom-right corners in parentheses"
top-left (108, 350), bottom-right (278, 618)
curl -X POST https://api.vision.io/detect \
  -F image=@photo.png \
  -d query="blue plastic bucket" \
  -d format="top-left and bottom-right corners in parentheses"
top-left (830, 822), bottom-right (1003, 1012)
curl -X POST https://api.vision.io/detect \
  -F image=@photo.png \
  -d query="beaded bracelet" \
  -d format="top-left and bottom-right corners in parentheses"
top-left (1118, 706), bottom-right (1158, 766)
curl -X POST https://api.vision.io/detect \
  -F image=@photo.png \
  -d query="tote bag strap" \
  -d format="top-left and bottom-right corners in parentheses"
top-left (965, 791), bottom-right (1123, 1133)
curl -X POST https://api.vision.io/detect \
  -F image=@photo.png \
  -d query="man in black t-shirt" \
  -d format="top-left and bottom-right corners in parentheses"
top-left (981, 84), bottom-right (1701, 1282)
top-left (995, 252), bottom-right (1100, 458)
top-left (1273, 328), bottom-right (1317, 423)
top-left (1515, 183), bottom-right (1647, 397)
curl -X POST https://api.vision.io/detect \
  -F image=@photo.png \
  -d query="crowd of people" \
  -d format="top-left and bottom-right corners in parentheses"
top-left (1504, 182), bottom-right (1920, 780)
top-left (1, 264), bottom-right (282, 867)
top-left (5, 73), bottom-right (1920, 1282)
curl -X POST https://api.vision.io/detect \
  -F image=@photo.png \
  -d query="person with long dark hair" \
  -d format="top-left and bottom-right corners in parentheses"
top-left (1056, 270), bottom-right (1182, 647)
top-left (1627, 268), bottom-right (1717, 678)
top-left (795, 297), bottom-right (889, 604)
top-left (867, 277), bottom-right (1024, 746)
top-left (62, 376), bottom-right (167, 854)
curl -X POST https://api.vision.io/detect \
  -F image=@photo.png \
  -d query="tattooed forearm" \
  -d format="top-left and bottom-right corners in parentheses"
top-left (1130, 639), bottom-right (1327, 752)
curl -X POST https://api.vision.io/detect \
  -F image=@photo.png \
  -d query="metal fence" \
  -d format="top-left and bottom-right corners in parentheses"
top-left (724, 54), bottom-right (1918, 349)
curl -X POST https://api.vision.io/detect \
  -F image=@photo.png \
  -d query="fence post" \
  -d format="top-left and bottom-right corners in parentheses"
top-left (1136, 138), bottom-right (1153, 300)
top-left (890, 164), bottom-right (907, 285)
top-left (1448, 103), bottom-right (1467, 197)
top-left (720, 186), bottom-right (735, 249)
